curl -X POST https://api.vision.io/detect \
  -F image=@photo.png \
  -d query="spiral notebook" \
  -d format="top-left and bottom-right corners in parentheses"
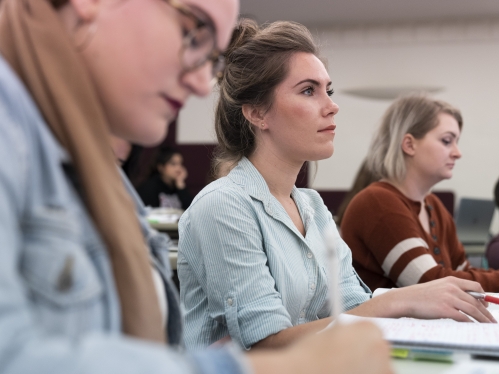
top-left (339, 314), bottom-right (499, 357)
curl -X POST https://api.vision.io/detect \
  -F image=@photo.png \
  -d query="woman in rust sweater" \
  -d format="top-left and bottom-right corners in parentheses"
top-left (342, 94), bottom-right (499, 292)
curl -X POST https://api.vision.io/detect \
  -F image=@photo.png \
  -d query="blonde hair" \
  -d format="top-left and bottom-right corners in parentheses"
top-left (213, 19), bottom-right (319, 177)
top-left (367, 93), bottom-right (462, 181)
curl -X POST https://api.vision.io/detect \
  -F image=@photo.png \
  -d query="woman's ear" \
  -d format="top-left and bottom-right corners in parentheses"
top-left (401, 134), bottom-right (417, 156)
top-left (242, 104), bottom-right (266, 130)
top-left (69, 0), bottom-right (100, 22)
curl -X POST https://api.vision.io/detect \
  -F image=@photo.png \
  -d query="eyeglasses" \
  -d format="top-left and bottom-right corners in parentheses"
top-left (163, 0), bottom-right (225, 78)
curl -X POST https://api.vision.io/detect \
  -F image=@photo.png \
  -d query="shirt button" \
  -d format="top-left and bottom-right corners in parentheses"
top-left (433, 235), bottom-right (438, 241)
top-left (300, 310), bottom-right (305, 318)
top-left (310, 283), bottom-right (316, 290)
top-left (430, 220), bottom-right (436, 228)
top-left (307, 252), bottom-right (313, 259)
top-left (227, 298), bottom-right (233, 306)
top-left (427, 205), bottom-right (433, 211)
top-left (434, 247), bottom-right (441, 255)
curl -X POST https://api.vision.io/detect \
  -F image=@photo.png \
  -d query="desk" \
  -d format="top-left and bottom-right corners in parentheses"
top-left (149, 221), bottom-right (178, 232)
top-left (463, 244), bottom-right (488, 268)
top-left (149, 221), bottom-right (179, 240)
top-left (147, 208), bottom-right (182, 240)
top-left (169, 242), bottom-right (178, 271)
top-left (463, 244), bottom-right (486, 255)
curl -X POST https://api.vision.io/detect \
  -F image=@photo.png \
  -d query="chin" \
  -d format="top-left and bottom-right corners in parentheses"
top-left (313, 145), bottom-right (334, 161)
top-left (132, 120), bottom-right (169, 147)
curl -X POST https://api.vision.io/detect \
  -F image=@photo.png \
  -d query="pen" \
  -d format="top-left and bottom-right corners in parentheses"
top-left (466, 291), bottom-right (499, 305)
top-left (324, 227), bottom-right (342, 321)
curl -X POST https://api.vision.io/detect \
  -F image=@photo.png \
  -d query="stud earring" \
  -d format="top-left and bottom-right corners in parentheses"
top-left (261, 123), bottom-right (265, 128)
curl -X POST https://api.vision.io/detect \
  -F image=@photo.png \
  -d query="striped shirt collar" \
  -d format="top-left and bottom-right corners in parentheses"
top-left (227, 157), bottom-right (315, 232)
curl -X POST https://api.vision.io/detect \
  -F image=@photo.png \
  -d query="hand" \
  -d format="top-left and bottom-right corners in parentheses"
top-left (388, 276), bottom-right (497, 323)
top-left (249, 321), bottom-right (393, 374)
top-left (174, 166), bottom-right (187, 190)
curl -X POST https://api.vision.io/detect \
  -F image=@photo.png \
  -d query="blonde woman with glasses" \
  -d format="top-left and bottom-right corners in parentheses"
top-left (0, 0), bottom-right (394, 373)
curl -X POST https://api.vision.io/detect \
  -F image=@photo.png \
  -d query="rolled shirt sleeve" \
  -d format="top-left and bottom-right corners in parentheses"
top-left (179, 188), bottom-right (293, 349)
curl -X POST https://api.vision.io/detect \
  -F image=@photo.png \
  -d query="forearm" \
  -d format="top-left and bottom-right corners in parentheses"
top-left (346, 288), bottom-right (408, 318)
top-left (251, 317), bottom-right (333, 349)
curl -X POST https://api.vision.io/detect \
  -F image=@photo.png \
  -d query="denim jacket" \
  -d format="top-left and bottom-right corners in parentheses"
top-left (0, 55), bottom-right (248, 374)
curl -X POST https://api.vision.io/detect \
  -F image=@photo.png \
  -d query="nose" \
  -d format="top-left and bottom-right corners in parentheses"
top-left (180, 62), bottom-right (213, 97)
top-left (323, 96), bottom-right (340, 117)
top-left (452, 143), bottom-right (462, 159)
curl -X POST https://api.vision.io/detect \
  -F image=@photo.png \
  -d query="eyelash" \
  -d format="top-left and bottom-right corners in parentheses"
top-left (442, 139), bottom-right (451, 145)
top-left (302, 86), bottom-right (334, 97)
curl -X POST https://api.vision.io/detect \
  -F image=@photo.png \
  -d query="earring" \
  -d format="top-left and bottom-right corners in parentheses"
top-left (261, 123), bottom-right (265, 128)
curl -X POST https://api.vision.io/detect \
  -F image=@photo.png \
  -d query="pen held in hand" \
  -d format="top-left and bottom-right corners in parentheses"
top-left (466, 291), bottom-right (499, 305)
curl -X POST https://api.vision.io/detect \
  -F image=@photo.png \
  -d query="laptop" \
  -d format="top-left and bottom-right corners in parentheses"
top-left (455, 198), bottom-right (495, 245)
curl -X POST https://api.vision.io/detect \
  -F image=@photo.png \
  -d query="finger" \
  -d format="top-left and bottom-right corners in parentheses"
top-left (458, 292), bottom-right (496, 323)
top-left (446, 308), bottom-right (474, 323)
top-left (480, 299), bottom-right (489, 309)
top-left (454, 278), bottom-right (485, 293)
top-left (454, 299), bottom-right (493, 323)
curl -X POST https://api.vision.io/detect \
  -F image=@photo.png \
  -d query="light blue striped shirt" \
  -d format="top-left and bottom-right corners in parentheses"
top-left (178, 157), bottom-right (371, 350)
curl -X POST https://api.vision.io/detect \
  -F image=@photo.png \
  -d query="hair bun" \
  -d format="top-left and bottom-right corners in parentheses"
top-left (224, 18), bottom-right (259, 63)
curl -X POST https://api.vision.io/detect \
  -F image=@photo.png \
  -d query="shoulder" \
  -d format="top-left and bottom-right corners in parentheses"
top-left (349, 182), bottom-right (407, 213)
top-left (0, 56), bottom-right (41, 129)
top-left (181, 177), bottom-right (253, 222)
top-left (0, 56), bottom-right (59, 156)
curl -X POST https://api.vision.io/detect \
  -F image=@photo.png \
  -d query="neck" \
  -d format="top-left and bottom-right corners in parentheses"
top-left (386, 168), bottom-right (436, 203)
top-left (160, 174), bottom-right (174, 187)
top-left (248, 148), bottom-right (303, 199)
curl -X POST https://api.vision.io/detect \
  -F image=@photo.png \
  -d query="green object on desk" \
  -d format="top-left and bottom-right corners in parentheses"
top-left (391, 348), bottom-right (453, 363)
top-left (391, 349), bottom-right (410, 359)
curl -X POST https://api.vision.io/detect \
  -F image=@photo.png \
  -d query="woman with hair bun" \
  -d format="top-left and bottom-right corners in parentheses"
top-left (342, 94), bottom-right (499, 292)
top-left (178, 19), bottom-right (495, 351)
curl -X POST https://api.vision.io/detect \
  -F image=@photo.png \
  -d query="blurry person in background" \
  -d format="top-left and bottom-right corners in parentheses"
top-left (342, 94), bottom-right (499, 292)
top-left (137, 148), bottom-right (193, 209)
top-left (486, 178), bottom-right (499, 269)
top-left (0, 0), bottom-right (394, 373)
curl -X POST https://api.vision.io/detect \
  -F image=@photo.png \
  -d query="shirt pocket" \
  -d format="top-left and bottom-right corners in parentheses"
top-left (21, 206), bottom-right (105, 335)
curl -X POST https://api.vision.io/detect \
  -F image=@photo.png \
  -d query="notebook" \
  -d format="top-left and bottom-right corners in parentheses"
top-left (455, 198), bottom-right (495, 245)
top-left (338, 314), bottom-right (499, 357)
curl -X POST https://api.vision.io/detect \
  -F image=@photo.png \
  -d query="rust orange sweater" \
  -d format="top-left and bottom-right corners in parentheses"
top-left (342, 182), bottom-right (499, 292)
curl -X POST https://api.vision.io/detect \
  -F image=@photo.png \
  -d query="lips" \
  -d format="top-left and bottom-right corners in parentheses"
top-left (318, 124), bottom-right (336, 132)
top-left (161, 94), bottom-right (184, 114)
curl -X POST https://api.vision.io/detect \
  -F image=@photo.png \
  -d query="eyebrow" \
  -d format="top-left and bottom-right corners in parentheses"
top-left (442, 131), bottom-right (459, 138)
top-left (293, 79), bottom-right (332, 88)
